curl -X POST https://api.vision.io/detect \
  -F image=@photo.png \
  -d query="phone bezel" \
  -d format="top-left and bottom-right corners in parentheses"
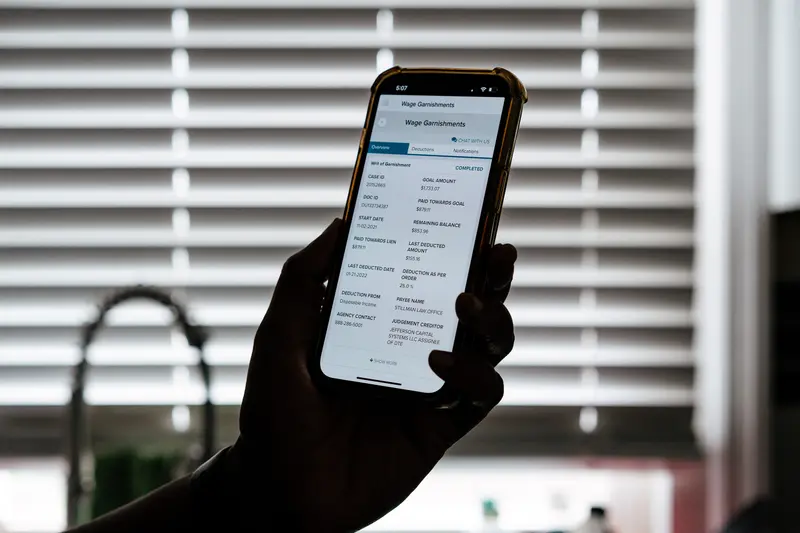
top-left (309, 68), bottom-right (521, 404)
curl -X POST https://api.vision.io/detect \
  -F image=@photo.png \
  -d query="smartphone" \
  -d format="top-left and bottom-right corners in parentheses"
top-left (311, 66), bottom-right (527, 402)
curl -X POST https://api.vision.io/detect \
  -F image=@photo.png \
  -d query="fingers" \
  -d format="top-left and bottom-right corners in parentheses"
top-left (421, 286), bottom-right (514, 447)
top-left (485, 243), bottom-right (517, 303)
top-left (429, 350), bottom-right (503, 407)
top-left (455, 293), bottom-right (515, 363)
top-left (428, 350), bottom-right (504, 438)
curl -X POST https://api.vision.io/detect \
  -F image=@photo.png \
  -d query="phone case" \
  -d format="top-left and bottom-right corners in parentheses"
top-left (315, 66), bottom-right (527, 405)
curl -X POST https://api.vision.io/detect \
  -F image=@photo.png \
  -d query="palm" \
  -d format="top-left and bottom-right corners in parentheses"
top-left (238, 219), bottom-right (515, 532)
top-left (289, 404), bottom-right (446, 531)
top-left (243, 342), bottom-right (455, 531)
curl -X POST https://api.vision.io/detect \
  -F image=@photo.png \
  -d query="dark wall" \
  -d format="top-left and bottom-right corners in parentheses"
top-left (771, 209), bottom-right (800, 530)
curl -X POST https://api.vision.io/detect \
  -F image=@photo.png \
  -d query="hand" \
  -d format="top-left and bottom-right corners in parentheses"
top-left (236, 218), bottom-right (517, 532)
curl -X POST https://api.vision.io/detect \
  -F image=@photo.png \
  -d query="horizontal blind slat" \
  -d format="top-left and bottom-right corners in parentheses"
top-left (0, 150), bottom-right (695, 169)
top-left (0, 72), bottom-right (695, 89)
top-left (0, 365), bottom-right (694, 407)
top-left (0, 190), bottom-right (695, 209)
top-left (0, 0), bottom-right (696, 8)
top-left (0, 229), bottom-right (696, 249)
top-left (0, 30), bottom-right (694, 49)
top-left (0, 111), bottom-right (695, 129)
top-left (0, 345), bottom-right (694, 368)
top-left (0, 305), bottom-right (695, 329)
top-left (0, 267), bottom-right (693, 289)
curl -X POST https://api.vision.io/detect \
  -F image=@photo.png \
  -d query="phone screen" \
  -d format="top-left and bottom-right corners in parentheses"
top-left (320, 92), bottom-right (507, 393)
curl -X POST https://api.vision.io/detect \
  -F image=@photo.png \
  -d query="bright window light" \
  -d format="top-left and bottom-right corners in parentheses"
top-left (365, 460), bottom-right (671, 532)
top-left (0, 461), bottom-right (66, 533)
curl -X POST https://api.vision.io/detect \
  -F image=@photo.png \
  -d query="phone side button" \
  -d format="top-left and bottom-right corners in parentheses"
top-left (495, 169), bottom-right (509, 212)
top-left (358, 127), bottom-right (367, 149)
top-left (488, 212), bottom-right (500, 245)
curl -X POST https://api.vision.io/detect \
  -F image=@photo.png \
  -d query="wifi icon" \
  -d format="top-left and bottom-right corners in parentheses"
top-left (480, 87), bottom-right (487, 93)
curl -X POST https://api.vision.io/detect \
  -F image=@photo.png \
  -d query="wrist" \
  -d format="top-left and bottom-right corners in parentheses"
top-left (190, 437), bottom-right (282, 529)
top-left (188, 445), bottom-right (240, 529)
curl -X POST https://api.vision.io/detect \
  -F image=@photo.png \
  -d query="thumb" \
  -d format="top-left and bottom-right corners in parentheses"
top-left (265, 218), bottom-right (343, 336)
top-left (244, 219), bottom-right (342, 439)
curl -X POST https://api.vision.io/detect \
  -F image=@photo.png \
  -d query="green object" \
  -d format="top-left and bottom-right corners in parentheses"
top-left (482, 498), bottom-right (499, 518)
top-left (91, 448), bottom-right (181, 519)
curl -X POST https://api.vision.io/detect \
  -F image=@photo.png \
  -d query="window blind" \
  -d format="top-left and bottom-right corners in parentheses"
top-left (0, 0), bottom-right (697, 459)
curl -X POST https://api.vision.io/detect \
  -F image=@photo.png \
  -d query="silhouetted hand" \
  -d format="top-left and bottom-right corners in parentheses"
top-left (236, 218), bottom-right (517, 532)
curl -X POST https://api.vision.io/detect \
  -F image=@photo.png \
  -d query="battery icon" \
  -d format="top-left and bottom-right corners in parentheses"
top-left (488, 87), bottom-right (498, 93)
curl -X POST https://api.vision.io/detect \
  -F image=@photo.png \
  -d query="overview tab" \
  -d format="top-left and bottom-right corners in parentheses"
top-left (367, 142), bottom-right (409, 155)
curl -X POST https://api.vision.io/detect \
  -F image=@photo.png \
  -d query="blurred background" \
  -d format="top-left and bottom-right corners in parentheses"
top-left (0, 0), bottom-right (796, 532)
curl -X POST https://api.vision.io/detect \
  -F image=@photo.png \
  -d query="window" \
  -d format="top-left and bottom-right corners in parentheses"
top-left (0, 1), bottom-right (696, 531)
